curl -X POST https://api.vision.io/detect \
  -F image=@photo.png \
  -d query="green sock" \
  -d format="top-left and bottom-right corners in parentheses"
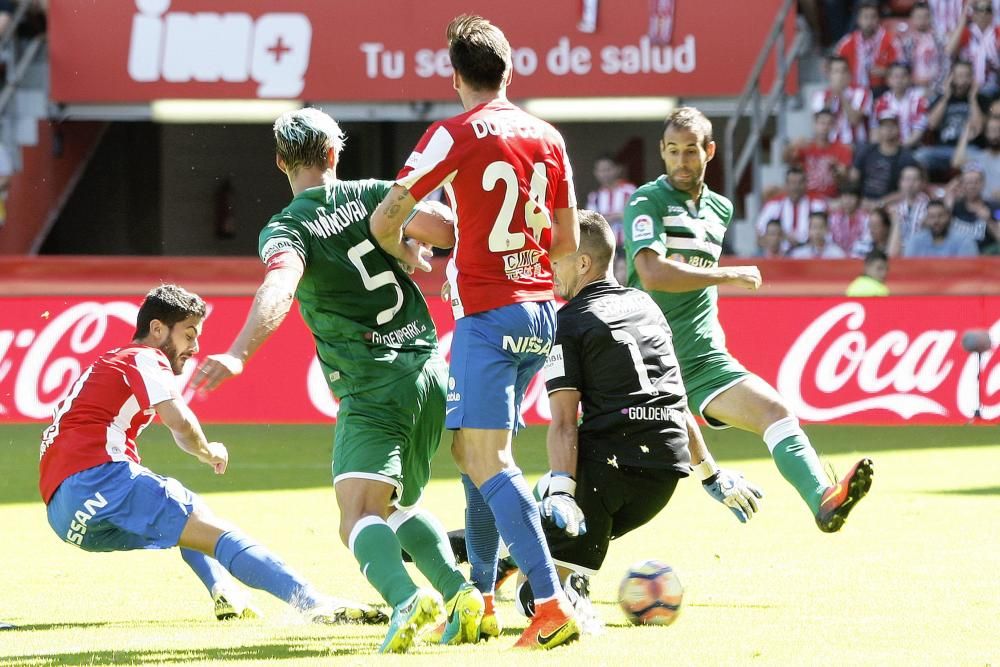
top-left (764, 418), bottom-right (830, 514)
top-left (351, 518), bottom-right (417, 607)
top-left (392, 509), bottom-right (466, 601)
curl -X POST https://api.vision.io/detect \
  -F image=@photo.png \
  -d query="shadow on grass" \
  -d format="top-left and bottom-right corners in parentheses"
top-left (3, 640), bottom-right (373, 665)
top-left (930, 485), bottom-right (1000, 495)
top-left (2, 423), bottom-right (998, 504)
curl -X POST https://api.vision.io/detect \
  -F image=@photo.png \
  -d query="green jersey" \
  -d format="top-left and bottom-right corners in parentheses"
top-left (623, 175), bottom-right (733, 369)
top-left (259, 179), bottom-right (438, 398)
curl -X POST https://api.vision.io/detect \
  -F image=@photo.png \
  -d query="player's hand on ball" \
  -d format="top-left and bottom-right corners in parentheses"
top-left (702, 469), bottom-right (764, 523)
top-left (201, 442), bottom-right (229, 475)
top-left (192, 354), bottom-right (244, 394)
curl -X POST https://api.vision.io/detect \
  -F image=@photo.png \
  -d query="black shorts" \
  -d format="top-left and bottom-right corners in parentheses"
top-left (545, 458), bottom-right (681, 574)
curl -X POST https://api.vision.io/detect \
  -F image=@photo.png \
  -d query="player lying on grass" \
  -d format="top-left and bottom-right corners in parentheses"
top-left (192, 108), bottom-right (480, 654)
top-left (624, 107), bottom-right (873, 532)
top-left (39, 285), bottom-right (384, 625)
top-left (431, 211), bottom-right (764, 620)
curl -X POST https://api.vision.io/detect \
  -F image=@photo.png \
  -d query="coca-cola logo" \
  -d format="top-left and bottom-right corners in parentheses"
top-left (3, 302), bottom-right (139, 419)
top-left (778, 302), bottom-right (999, 421)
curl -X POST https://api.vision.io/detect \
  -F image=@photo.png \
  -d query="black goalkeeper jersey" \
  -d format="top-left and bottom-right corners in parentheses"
top-left (543, 280), bottom-right (691, 473)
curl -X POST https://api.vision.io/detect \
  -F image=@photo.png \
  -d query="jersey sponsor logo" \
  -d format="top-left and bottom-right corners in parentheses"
top-left (301, 201), bottom-right (369, 238)
top-left (632, 214), bottom-right (654, 241)
top-left (502, 335), bottom-right (553, 356)
top-left (665, 206), bottom-right (686, 215)
top-left (592, 292), bottom-right (651, 319)
top-left (542, 344), bottom-right (565, 381)
top-left (260, 237), bottom-right (296, 262)
top-left (127, 0), bottom-right (311, 97)
top-left (622, 405), bottom-right (681, 422)
top-left (364, 319), bottom-right (428, 347)
top-left (502, 249), bottom-right (546, 281)
top-left (65, 491), bottom-right (109, 547)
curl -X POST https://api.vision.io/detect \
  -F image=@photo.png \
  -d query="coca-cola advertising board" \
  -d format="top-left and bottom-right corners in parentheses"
top-left (1, 296), bottom-right (997, 425)
top-left (50, 0), bottom-right (791, 103)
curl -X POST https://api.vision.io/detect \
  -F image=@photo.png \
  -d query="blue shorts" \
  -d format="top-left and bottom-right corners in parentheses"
top-left (446, 300), bottom-right (556, 431)
top-left (46, 461), bottom-right (200, 552)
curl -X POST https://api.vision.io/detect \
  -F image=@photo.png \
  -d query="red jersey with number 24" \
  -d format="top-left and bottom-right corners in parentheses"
top-left (395, 99), bottom-right (576, 319)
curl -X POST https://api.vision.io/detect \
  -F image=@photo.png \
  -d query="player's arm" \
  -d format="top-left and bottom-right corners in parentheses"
top-left (685, 410), bottom-right (763, 523)
top-left (633, 248), bottom-right (761, 293)
top-left (541, 388), bottom-right (586, 538)
top-left (404, 199), bottom-right (456, 249)
top-left (370, 185), bottom-right (433, 271)
top-left (547, 388), bottom-right (582, 476)
top-left (155, 398), bottom-right (228, 474)
top-left (191, 259), bottom-right (303, 394)
top-left (549, 207), bottom-right (580, 262)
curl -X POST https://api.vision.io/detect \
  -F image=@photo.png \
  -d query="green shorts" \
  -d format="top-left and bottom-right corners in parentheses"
top-left (332, 354), bottom-right (447, 507)
top-left (680, 350), bottom-right (749, 429)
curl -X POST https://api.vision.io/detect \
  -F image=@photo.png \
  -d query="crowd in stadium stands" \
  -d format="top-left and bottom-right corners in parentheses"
top-left (766, 0), bottom-right (1000, 258)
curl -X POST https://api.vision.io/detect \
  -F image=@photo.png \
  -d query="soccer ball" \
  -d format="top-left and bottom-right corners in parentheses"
top-left (618, 560), bottom-right (683, 626)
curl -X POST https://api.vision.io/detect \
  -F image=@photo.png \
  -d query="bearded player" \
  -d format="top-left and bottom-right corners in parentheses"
top-left (623, 107), bottom-right (874, 532)
top-left (371, 14), bottom-right (582, 650)
top-left (39, 284), bottom-right (379, 624)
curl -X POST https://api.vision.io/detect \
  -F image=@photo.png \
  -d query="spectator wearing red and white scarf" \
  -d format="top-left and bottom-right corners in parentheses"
top-left (834, 1), bottom-right (900, 90)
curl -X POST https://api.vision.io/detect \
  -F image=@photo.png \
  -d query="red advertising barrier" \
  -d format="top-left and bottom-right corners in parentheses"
top-left (50, 0), bottom-right (790, 102)
top-left (1, 295), bottom-right (997, 425)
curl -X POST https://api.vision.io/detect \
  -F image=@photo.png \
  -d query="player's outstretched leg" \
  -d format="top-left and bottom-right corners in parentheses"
top-left (390, 508), bottom-right (483, 645)
top-left (180, 548), bottom-right (259, 620)
top-left (179, 510), bottom-right (383, 625)
top-left (815, 458), bottom-right (875, 533)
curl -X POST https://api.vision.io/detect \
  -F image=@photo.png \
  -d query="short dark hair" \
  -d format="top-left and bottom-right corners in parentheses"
top-left (134, 284), bottom-right (207, 339)
top-left (865, 249), bottom-right (888, 264)
top-left (888, 61), bottom-right (911, 75)
top-left (857, 0), bottom-right (880, 15)
top-left (577, 209), bottom-right (616, 271)
top-left (662, 106), bottom-right (714, 149)
top-left (927, 198), bottom-right (949, 213)
top-left (447, 15), bottom-right (511, 91)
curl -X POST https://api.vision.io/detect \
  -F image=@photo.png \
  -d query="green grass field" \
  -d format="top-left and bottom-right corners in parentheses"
top-left (1, 423), bottom-right (998, 666)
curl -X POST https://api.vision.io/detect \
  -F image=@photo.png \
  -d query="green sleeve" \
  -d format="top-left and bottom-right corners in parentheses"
top-left (623, 191), bottom-right (667, 260)
top-left (259, 217), bottom-right (308, 266)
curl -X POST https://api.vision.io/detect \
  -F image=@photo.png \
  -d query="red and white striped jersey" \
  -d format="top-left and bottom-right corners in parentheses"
top-left (755, 195), bottom-right (828, 244)
top-left (396, 99), bottom-right (576, 319)
top-left (811, 86), bottom-right (873, 145)
top-left (834, 27), bottom-right (900, 89)
top-left (872, 89), bottom-right (930, 141)
top-left (38, 345), bottom-right (180, 503)
top-left (955, 23), bottom-right (1000, 88)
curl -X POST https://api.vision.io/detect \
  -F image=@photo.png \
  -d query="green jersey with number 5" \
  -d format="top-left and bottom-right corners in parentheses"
top-left (258, 179), bottom-right (438, 398)
top-left (622, 175), bottom-right (734, 368)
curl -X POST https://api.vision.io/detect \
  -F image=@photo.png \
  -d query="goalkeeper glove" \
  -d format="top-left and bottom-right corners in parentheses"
top-left (539, 472), bottom-right (587, 537)
top-left (696, 457), bottom-right (764, 523)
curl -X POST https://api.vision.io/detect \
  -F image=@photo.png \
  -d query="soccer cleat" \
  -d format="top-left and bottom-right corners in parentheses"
top-left (564, 573), bottom-right (603, 635)
top-left (307, 598), bottom-right (389, 625)
top-left (0, 621), bottom-right (16, 631)
top-left (495, 555), bottom-right (520, 591)
top-left (512, 598), bottom-right (580, 650)
top-left (479, 593), bottom-right (502, 641)
top-left (815, 458), bottom-right (874, 533)
top-left (379, 589), bottom-right (444, 654)
top-left (424, 583), bottom-right (485, 645)
top-left (213, 592), bottom-right (260, 621)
